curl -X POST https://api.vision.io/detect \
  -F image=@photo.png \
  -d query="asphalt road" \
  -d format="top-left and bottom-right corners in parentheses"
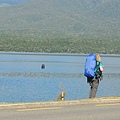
top-left (0, 103), bottom-right (120, 120)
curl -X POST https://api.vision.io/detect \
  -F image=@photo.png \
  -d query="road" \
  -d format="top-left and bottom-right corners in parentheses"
top-left (0, 103), bottom-right (120, 120)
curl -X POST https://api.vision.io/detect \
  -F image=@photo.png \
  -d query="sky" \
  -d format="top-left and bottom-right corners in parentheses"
top-left (0, 0), bottom-right (31, 5)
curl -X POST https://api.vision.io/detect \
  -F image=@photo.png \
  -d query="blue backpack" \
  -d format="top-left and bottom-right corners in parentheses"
top-left (84, 54), bottom-right (96, 78)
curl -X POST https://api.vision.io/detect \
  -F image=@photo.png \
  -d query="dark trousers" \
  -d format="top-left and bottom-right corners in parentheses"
top-left (87, 77), bottom-right (99, 98)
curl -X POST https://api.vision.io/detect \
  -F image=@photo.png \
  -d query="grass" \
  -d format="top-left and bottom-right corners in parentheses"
top-left (0, 35), bottom-right (120, 54)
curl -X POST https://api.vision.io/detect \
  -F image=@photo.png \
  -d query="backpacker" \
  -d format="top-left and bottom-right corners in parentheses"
top-left (84, 54), bottom-right (96, 78)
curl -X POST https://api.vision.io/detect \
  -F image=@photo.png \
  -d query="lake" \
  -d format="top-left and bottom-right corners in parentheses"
top-left (0, 52), bottom-right (120, 102)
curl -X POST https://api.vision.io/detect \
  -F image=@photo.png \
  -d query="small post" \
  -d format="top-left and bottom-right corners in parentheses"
top-left (61, 92), bottom-right (65, 101)
top-left (57, 92), bottom-right (66, 101)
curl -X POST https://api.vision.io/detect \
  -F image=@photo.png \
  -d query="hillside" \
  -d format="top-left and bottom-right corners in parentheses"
top-left (0, 0), bottom-right (119, 40)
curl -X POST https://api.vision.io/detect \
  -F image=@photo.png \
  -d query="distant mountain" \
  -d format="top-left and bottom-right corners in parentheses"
top-left (0, 3), bottom-right (11, 7)
top-left (0, 0), bottom-right (119, 40)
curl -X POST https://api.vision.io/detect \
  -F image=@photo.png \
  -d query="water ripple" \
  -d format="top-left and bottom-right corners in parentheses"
top-left (0, 72), bottom-right (120, 79)
top-left (0, 72), bottom-right (83, 78)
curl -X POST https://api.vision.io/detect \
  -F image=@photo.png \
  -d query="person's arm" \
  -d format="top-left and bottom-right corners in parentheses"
top-left (100, 62), bottom-right (104, 72)
top-left (100, 66), bottom-right (104, 72)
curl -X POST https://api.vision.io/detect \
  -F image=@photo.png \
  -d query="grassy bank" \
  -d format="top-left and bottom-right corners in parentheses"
top-left (0, 35), bottom-right (120, 54)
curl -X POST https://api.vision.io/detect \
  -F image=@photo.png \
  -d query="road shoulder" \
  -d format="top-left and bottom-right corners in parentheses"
top-left (0, 97), bottom-right (120, 110)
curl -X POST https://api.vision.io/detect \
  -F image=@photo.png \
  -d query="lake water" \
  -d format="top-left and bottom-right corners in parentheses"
top-left (0, 52), bottom-right (120, 102)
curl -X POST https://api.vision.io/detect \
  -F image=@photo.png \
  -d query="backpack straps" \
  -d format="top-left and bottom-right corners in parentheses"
top-left (96, 61), bottom-right (100, 72)
top-left (94, 62), bottom-right (102, 79)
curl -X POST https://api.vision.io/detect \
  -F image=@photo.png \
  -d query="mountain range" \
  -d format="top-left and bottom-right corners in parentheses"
top-left (0, 0), bottom-right (119, 40)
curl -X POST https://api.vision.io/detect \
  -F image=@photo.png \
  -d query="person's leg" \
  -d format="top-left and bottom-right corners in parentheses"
top-left (89, 79), bottom-right (99, 98)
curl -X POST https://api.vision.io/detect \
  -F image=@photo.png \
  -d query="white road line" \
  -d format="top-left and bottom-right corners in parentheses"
top-left (17, 107), bottom-right (62, 112)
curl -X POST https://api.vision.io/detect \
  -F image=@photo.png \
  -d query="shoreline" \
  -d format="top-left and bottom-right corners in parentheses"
top-left (0, 96), bottom-right (120, 110)
top-left (0, 51), bottom-right (120, 57)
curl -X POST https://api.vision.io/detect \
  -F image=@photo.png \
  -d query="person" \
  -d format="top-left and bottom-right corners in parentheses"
top-left (87, 53), bottom-right (104, 98)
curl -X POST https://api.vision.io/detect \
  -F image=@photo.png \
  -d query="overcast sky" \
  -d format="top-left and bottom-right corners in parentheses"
top-left (0, 0), bottom-right (31, 5)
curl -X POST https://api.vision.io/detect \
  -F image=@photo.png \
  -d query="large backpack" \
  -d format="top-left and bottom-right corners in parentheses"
top-left (84, 54), bottom-right (96, 78)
